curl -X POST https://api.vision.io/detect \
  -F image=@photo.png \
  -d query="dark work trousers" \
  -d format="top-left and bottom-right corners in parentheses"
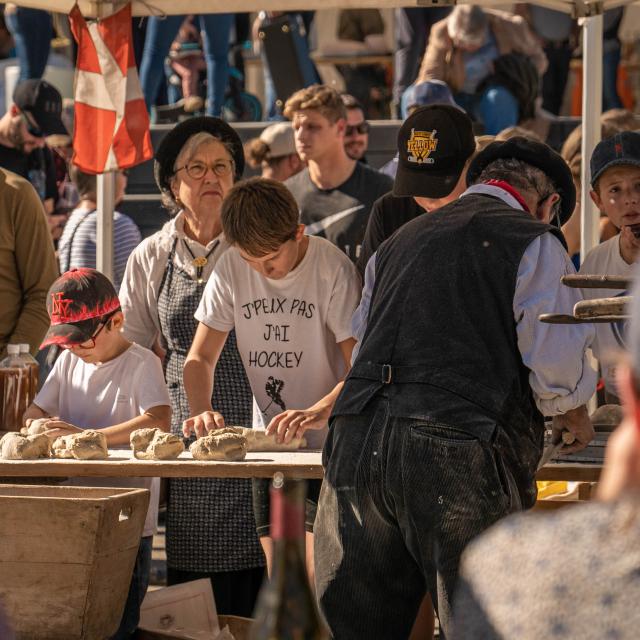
top-left (167, 566), bottom-right (265, 618)
top-left (314, 395), bottom-right (524, 639)
top-left (541, 41), bottom-right (572, 115)
top-left (393, 7), bottom-right (451, 117)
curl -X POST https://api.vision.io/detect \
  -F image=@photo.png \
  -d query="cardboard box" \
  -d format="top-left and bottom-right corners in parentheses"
top-left (138, 580), bottom-right (252, 640)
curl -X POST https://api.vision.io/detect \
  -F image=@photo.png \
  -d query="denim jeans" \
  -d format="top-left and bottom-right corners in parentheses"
top-left (541, 42), bottom-right (572, 115)
top-left (139, 14), bottom-right (233, 117)
top-left (111, 536), bottom-right (153, 640)
top-left (315, 396), bottom-right (524, 639)
top-left (455, 85), bottom-right (519, 136)
top-left (393, 7), bottom-right (452, 116)
top-left (5, 9), bottom-right (52, 81)
top-left (602, 45), bottom-right (623, 111)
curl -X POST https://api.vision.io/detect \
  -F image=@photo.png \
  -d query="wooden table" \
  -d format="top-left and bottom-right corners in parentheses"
top-left (535, 461), bottom-right (601, 483)
top-left (0, 449), bottom-right (323, 479)
top-left (0, 449), bottom-right (601, 483)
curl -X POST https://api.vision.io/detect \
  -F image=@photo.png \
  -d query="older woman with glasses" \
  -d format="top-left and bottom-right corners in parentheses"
top-left (120, 117), bottom-right (264, 616)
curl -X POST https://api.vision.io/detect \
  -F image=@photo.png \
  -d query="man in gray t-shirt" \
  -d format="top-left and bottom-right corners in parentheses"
top-left (283, 84), bottom-right (392, 263)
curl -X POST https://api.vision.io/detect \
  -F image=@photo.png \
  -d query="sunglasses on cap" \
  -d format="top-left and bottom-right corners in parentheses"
top-left (346, 121), bottom-right (370, 136)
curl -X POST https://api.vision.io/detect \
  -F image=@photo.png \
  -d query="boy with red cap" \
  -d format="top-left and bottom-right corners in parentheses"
top-left (24, 267), bottom-right (170, 639)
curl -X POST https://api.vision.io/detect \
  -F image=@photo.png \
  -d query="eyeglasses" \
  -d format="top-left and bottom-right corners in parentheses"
top-left (176, 159), bottom-right (235, 180)
top-left (345, 121), bottom-right (370, 136)
top-left (61, 311), bottom-right (116, 350)
top-left (21, 113), bottom-right (44, 138)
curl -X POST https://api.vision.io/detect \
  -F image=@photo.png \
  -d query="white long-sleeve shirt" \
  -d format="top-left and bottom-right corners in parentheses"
top-left (119, 212), bottom-right (231, 348)
top-left (351, 184), bottom-right (597, 416)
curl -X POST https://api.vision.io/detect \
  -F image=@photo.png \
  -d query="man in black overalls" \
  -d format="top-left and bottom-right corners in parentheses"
top-left (314, 138), bottom-right (597, 638)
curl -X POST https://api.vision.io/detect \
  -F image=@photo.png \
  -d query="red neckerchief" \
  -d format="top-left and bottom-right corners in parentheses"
top-left (484, 179), bottom-right (530, 213)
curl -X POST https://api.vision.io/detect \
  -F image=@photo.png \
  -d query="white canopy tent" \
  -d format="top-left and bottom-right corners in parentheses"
top-left (9, 0), bottom-right (639, 279)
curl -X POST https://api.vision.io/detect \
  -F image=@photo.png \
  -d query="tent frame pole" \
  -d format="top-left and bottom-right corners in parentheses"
top-left (96, 172), bottom-right (115, 282)
top-left (95, 1), bottom-right (116, 283)
top-left (579, 11), bottom-right (603, 263)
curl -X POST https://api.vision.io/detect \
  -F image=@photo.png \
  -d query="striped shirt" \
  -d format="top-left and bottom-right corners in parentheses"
top-left (58, 206), bottom-right (142, 289)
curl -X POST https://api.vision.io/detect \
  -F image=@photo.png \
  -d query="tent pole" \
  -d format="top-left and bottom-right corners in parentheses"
top-left (95, 2), bottom-right (116, 284)
top-left (579, 11), bottom-right (603, 415)
top-left (96, 172), bottom-right (115, 282)
top-left (579, 12), bottom-right (603, 264)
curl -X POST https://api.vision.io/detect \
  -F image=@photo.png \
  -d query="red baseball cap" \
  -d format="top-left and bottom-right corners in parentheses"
top-left (41, 268), bottom-right (121, 349)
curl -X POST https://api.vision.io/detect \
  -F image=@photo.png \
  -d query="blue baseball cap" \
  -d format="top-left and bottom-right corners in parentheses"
top-left (590, 131), bottom-right (640, 187)
top-left (401, 80), bottom-right (459, 119)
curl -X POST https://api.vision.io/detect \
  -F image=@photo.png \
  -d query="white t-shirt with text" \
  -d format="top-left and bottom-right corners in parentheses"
top-left (195, 235), bottom-right (360, 448)
top-left (34, 343), bottom-right (171, 536)
top-left (579, 234), bottom-right (635, 395)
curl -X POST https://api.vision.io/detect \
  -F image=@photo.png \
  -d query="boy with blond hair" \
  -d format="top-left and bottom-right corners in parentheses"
top-left (284, 84), bottom-right (392, 262)
top-left (579, 131), bottom-right (640, 401)
top-left (183, 177), bottom-right (360, 579)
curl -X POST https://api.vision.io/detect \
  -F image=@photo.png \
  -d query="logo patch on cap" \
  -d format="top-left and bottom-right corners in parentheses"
top-left (407, 129), bottom-right (438, 165)
top-left (50, 292), bottom-right (73, 323)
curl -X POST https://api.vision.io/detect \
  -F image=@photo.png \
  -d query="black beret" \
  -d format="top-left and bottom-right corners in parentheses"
top-left (154, 116), bottom-right (245, 197)
top-left (466, 136), bottom-right (576, 225)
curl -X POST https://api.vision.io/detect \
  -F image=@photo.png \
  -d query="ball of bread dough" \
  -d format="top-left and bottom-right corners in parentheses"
top-left (235, 426), bottom-right (307, 451)
top-left (52, 430), bottom-right (108, 460)
top-left (130, 428), bottom-right (158, 456)
top-left (0, 432), bottom-right (50, 459)
top-left (20, 418), bottom-right (51, 437)
top-left (190, 431), bottom-right (247, 461)
top-left (130, 428), bottom-right (184, 460)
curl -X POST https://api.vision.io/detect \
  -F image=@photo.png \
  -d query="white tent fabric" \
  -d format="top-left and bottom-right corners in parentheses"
top-left (9, 0), bottom-right (640, 276)
top-left (5, 0), bottom-right (618, 18)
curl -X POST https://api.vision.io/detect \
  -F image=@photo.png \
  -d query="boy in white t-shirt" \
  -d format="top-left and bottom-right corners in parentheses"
top-left (23, 268), bottom-right (171, 640)
top-left (579, 131), bottom-right (640, 401)
top-left (183, 177), bottom-right (360, 578)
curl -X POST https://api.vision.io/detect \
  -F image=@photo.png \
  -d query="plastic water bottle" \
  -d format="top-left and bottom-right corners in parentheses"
top-left (0, 345), bottom-right (28, 431)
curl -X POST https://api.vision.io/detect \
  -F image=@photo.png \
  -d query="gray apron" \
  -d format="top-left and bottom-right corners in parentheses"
top-left (158, 238), bottom-right (263, 572)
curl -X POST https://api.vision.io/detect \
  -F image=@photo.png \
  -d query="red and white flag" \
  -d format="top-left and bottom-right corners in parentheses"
top-left (69, 3), bottom-right (153, 174)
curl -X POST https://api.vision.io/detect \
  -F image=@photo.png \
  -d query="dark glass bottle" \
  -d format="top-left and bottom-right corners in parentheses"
top-left (250, 473), bottom-right (329, 640)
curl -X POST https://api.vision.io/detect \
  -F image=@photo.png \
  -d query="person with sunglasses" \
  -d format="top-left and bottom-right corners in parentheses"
top-left (0, 79), bottom-right (69, 218)
top-left (23, 267), bottom-right (171, 640)
top-left (120, 117), bottom-right (266, 619)
top-left (341, 94), bottom-right (370, 163)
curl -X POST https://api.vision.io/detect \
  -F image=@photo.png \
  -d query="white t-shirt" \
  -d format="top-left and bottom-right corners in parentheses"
top-left (195, 235), bottom-right (360, 449)
top-left (579, 234), bottom-right (635, 395)
top-left (34, 343), bottom-right (171, 536)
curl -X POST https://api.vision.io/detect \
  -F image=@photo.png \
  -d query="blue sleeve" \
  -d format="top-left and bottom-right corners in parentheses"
top-left (350, 252), bottom-right (376, 364)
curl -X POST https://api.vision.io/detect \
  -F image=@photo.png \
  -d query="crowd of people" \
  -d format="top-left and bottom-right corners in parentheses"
top-left (1, 5), bottom-right (637, 124)
top-left (1, 4), bottom-right (640, 640)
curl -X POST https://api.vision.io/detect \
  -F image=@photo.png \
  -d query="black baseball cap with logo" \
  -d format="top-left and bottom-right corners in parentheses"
top-left (41, 269), bottom-right (121, 349)
top-left (13, 79), bottom-right (68, 138)
top-left (393, 104), bottom-right (475, 199)
top-left (590, 131), bottom-right (640, 188)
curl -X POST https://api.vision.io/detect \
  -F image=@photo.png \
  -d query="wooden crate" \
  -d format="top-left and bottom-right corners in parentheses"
top-left (0, 484), bottom-right (149, 640)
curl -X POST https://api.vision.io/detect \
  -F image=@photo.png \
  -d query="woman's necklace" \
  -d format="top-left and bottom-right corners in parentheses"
top-left (183, 238), bottom-right (220, 283)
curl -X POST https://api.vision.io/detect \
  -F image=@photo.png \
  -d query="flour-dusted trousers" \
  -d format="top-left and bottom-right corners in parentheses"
top-left (314, 394), bottom-right (526, 639)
